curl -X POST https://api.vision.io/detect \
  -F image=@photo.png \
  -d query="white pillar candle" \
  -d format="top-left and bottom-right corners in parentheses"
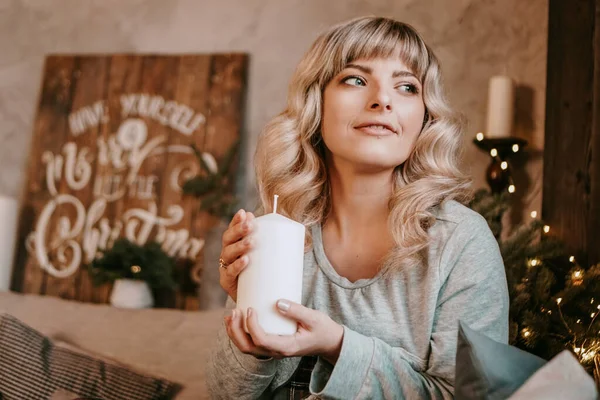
top-left (0, 195), bottom-right (19, 291)
top-left (236, 195), bottom-right (305, 335)
top-left (485, 75), bottom-right (515, 138)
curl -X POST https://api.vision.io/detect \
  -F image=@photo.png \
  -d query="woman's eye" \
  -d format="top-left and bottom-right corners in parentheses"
top-left (343, 76), bottom-right (366, 86)
top-left (398, 84), bottom-right (419, 94)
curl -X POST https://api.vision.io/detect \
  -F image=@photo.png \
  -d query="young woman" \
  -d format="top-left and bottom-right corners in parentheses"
top-left (207, 16), bottom-right (509, 399)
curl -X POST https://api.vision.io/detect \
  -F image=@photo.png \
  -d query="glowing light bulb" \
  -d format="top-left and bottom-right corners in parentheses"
top-left (508, 185), bottom-right (515, 193)
top-left (490, 148), bottom-right (498, 157)
top-left (529, 259), bottom-right (540, 267)
top-left (530, 211), bottom-right (537, 218)
top-left (512, 144), bottom-right (520, 152)
top-left (476, 132), bottom-right (484, 141)
top-left (500, 161), bottom-right (508, 170)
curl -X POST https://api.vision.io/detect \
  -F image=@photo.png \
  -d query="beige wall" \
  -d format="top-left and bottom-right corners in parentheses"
top-left (0, 0), bottom-right (547, 218)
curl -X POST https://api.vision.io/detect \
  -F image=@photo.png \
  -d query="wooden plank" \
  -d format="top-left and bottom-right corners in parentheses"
top-left (191, 54), bottom-right (248, 310)
top-left (86, 55), bottom-right (145, 304)
top-left (155, 55), bottom-right (212, 310)
top-left (43, 56), bottom-right (108, 300)
top-left (18, 56), bottom-right (76, 295)
top-left (542, 0), bottom-right (598, 266)
top-left (121, 56), bottom-right (180, 302)
top-left (589, 0), bottom-right (600, 265)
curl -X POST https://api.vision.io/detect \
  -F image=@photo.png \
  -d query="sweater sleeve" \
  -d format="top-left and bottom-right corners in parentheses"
top-left (206, 297), bottom-right (281, 400)
top-left (308, 214), bottom-right (510, 399)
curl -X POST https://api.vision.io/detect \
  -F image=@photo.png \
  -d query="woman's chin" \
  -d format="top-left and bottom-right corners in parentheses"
top-left (338, 155), bottom-right (400, 174)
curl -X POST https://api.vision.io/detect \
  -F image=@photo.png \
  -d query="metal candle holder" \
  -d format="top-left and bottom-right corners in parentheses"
top-left (473, 136), bottom-right (528, 194)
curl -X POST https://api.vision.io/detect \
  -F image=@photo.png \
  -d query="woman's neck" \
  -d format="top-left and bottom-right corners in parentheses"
top-left (325, 160), bottom-right (394, 241)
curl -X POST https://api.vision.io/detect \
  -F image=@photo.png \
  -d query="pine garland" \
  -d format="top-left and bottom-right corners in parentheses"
top-left (182, 141), bottom-right (240, 219)
top-left (469, 189), bottom-right (600, 377)
top-left (87, 238), bottom-right (177, 290)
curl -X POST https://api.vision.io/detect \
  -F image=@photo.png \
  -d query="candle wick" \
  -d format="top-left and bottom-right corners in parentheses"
top-left (273, 194), bottom-right (279, 214)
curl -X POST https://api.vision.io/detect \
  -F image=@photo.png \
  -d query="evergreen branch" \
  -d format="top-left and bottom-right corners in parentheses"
top-left (218, 139), bottom-right (240, 177)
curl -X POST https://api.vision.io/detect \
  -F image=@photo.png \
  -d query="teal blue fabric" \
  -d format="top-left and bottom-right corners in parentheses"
top-left (455, 321), bottom-right (547, 400)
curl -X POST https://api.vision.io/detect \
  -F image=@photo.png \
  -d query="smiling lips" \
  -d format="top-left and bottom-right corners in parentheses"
top-left (354, 122), bottom-right (397, 136)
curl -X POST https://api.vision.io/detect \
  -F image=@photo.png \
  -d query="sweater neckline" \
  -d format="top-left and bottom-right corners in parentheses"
top-left (311, 224), bottom-right (386, 289)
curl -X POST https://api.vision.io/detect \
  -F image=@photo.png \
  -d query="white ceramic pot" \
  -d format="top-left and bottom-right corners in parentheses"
top-left (110, 279), bottom-right (154, 309)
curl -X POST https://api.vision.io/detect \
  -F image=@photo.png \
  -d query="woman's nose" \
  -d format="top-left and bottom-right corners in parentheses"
top-left (368, 88), bottom-right (392, 111)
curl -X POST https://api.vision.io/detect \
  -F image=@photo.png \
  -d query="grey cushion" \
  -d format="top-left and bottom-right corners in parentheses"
top-left (455, 320), bottom-right (547, 400)
top-left (509, 350), bottom-right (597, 399)
top-left (0, 314), bottom-right (182, 400)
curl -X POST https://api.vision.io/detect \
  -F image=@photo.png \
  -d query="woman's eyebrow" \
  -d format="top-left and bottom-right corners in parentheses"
top-left (344, 63), bottom-right (419, 80)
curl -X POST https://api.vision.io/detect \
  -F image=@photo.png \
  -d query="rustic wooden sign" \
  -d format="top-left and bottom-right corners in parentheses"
top-left (11, 54), bottom-right (248, 310)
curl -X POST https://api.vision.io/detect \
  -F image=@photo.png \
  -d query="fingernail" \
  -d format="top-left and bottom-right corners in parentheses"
top-left (232, 309), bottom-right (238, 319)
top-left (247, 307), bottom-right (253, 318)
top-left (277, 300), bottom-right (290, 312)
top-left (241, 255), bottom-right (248, 264)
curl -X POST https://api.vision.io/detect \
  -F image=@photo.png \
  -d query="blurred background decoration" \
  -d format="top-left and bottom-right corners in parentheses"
top-left (7, 53), bottom-right (248, 310)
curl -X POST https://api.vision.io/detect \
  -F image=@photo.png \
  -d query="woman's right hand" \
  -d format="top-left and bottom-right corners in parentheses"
top-left (219, 209), bottom-right (255, 302)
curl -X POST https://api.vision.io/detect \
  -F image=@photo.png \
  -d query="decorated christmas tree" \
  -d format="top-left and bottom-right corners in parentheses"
top-left (469, 189), bottom-right (600, 382)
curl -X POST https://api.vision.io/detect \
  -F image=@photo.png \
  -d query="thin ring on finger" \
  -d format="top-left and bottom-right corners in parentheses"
top-left (219, 257), bottom-right (229, 270)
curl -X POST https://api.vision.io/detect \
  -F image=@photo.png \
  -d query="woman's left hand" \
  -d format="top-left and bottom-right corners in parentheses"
top-left (225, 300), bottom-right (344, 363)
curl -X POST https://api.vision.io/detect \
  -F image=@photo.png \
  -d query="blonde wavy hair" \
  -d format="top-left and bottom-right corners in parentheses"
top-left (255, 16), bottom-right (472, 270)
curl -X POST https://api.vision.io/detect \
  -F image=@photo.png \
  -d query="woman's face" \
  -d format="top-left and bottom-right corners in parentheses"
top-left (321, 57), bottom-right (426, 172)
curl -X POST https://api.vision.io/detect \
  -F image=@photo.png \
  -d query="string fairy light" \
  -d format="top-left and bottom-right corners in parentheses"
top-left (530, 211), bottom-right (538, 218)
top-left (528, 258), bottom-right (541, 267)
top-left (543, 225), bottom-right (550, 234)
top-left (572, 268), bottom-right (584, 285)
top-left (476, 132), bottom-right (484, 141)
top-left (490, 148), bottom-right (498, 157)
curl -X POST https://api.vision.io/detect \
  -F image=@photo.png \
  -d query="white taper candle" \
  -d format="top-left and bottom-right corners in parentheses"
top-left (0, 195), bottom-right (18, 291)
top-left (485, 75), bottom-right (515, 138)
top-left (236, 194), bottom-right (305, 335)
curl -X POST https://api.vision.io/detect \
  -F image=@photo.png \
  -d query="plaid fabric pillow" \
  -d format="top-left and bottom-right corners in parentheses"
top-left (0, 314), bottom-right (182, 400)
